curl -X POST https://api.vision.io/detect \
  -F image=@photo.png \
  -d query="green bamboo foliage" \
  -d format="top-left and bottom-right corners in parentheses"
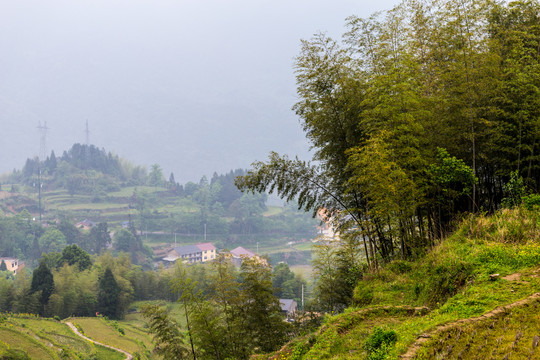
top-left (237, 0), bottom-right (540, 308)
top-left (237, 0), bottom-right (540, 281)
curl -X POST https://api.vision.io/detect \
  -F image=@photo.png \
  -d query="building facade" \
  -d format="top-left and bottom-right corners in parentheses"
top-left (163, 242), bottom-right (217, 264)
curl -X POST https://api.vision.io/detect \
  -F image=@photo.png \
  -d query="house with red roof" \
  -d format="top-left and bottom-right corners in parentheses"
top-left (162, 242), bottom-right (217, 264)
top-left (197, 242), bottom-right (216, 262)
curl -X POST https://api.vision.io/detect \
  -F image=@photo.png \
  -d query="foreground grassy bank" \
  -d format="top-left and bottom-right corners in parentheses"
top-left (258, 207), bottom-right (540, 359)
top-left (0, 313), bottom-right (157, 359)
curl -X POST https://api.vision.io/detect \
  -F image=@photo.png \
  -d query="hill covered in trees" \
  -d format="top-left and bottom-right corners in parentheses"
top-left (0, 143), bottom-right (318, 268)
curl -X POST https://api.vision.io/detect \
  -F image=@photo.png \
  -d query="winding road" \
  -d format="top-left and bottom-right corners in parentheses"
top-left (64, 321), bottom-right (133, 360)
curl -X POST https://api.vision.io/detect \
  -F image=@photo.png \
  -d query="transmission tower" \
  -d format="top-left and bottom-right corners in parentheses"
top-left (37, 121), bottom-right (49, 161)
top-left (85, 120), bottom-right (90, 146)
top-left (36, 121), bottom-right (48, 222)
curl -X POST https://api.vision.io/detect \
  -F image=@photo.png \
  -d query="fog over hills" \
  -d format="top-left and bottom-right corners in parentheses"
top-left (0, 0), bottom-right (399, 183)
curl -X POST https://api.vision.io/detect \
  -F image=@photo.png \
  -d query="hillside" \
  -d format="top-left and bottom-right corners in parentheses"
top-left (256, 207), bottom-right (540, 359)
top-left (0, 143), bottom-right (318, 268)
top-left (0, 313), bottom-right (150, 359)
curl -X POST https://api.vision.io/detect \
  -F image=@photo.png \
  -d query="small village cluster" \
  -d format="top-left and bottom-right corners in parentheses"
top-left (157, 242), bottom-right (298, 318)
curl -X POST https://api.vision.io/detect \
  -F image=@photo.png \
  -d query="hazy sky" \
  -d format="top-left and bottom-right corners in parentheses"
top-left (1, 0), bottom-right (400, 183)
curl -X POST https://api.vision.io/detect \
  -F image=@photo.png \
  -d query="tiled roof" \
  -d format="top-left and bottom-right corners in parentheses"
top-left (196, 242), bottom-right (216, 251)
top-left (173, 245), bottom-right (202, 256)
top-left (280, 299), bottom-right (297, 312)
top-left (230, 246), bottom-right (255, 258)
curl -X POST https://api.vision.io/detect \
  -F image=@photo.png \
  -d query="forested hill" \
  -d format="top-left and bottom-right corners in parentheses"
top-left (0, 143), bottom-right (317, 268)
top-left (5, 143), bottom-right (249, 202)
top-left (13, 143), bottom-right (163, 191)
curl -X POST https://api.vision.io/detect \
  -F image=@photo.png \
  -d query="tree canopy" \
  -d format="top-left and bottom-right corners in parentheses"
top-left (237, 0), bottom-right (540, 277)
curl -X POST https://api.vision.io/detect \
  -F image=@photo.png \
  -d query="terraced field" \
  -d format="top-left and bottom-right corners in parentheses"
top-left (72, 317), bottom-right (154, 358)
top-left (0, 315), bottom-right (127, 359)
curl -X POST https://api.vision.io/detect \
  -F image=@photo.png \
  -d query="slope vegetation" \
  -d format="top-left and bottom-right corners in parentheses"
top-left (259, 207), bottom-right (540, 359)
top-left (0, 314), bottom-right (126, 359)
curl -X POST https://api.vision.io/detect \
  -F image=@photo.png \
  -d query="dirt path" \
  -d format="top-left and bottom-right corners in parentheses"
top-left (400, 292), bottom-right (540, 359)
top-left (64, 321), bottom-right (133, 360)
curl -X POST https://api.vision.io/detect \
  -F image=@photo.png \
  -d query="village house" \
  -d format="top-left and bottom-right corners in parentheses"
top-left (0, 257), bottom-right (23, 274)
top-left (315, 208), bottom-right (341, 242)
top-left (75, 219), bottom-right (96, 231)
top-left (163, 242), bottom-right (217, 264)
top-left (229, 246), bottom-right (268, 267)
top-left (197, 242), bottom-right (216, 262)
top-left (229, 246), bottom-right (256, 266)
top-left (279, 299), bottom-right (297, 319)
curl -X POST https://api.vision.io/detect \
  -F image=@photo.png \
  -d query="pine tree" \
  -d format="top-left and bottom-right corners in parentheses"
top-left (30, 261), bottom-right (54, 314)
top-left (97, 268), bottom-right (120, 318)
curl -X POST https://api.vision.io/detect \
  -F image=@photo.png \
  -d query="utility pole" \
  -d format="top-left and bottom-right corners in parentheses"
top-left (37, 121), bottom-right (49, 162)
top-left (84, 121), bottom-right (90, 171)
top-left (85, 120), bottom-right (90, 146)
top-left (38, 165), bottom-right (42, 222)
top-left (301, 284), bottom-right (304, 311)
top-left (36, 121), bottom-right (48, 222)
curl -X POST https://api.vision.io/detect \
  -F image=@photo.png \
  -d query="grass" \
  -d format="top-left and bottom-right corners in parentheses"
top-left (0, 315), bottom-right (130, 359)
top-left (72, 317), bottom-right (154, 357)
top-left (0, 327), bottom-right (56, 359)
top-left (55, 203), bottom-right (130, 211)
top-left (127, 300), bottom-right (187, 328)
top-left (290, 265), bottom-right (313, 277)
top-left (416, 298), bottom-right (540, 359)
top-left (293, 242), bottom-right (314, 251)
top-left (108, 186), bottom-right (167, 197)
top-left (262, 207), bottom-right (540, 360)
top-left (94, 344), bottom-right (127, 360)
top-left (264, 206), bottom-right (285, 217)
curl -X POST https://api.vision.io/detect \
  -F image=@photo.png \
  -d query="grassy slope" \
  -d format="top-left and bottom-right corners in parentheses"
top-left (72, 316), bottom-right (155, 358)
top-left (259, 207), bottom-right (540, 360)
top-left (5, 184), bottom-right (318, 267)
top-left (41, 187), bottom-right (167, 226)
top-left (0, 315), bottom-right (125, 359)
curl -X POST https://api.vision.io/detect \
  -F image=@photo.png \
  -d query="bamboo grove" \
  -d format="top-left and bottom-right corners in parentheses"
top-left (236, 0), bottom-right (540, 280)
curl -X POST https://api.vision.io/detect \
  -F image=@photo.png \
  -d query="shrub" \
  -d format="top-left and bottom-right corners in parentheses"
top-left (110, 321), bottom-right (125, 335)
top-left (502, 171), bottom-right (525, 208)
top-left (522, 194), bottom-right (540, 211)
top-left (353, 287), bottom-right (373, 307)
top-left (290, 342), bottom-right (309, 360)
top-left (422, 260), bottom-right (473, 306)
top-left (0, 349), bottom-right (31, 359)
top-left (363, 327), bottom-right (397, 360)
top-left (386, 260), bottom-right (412, 274)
